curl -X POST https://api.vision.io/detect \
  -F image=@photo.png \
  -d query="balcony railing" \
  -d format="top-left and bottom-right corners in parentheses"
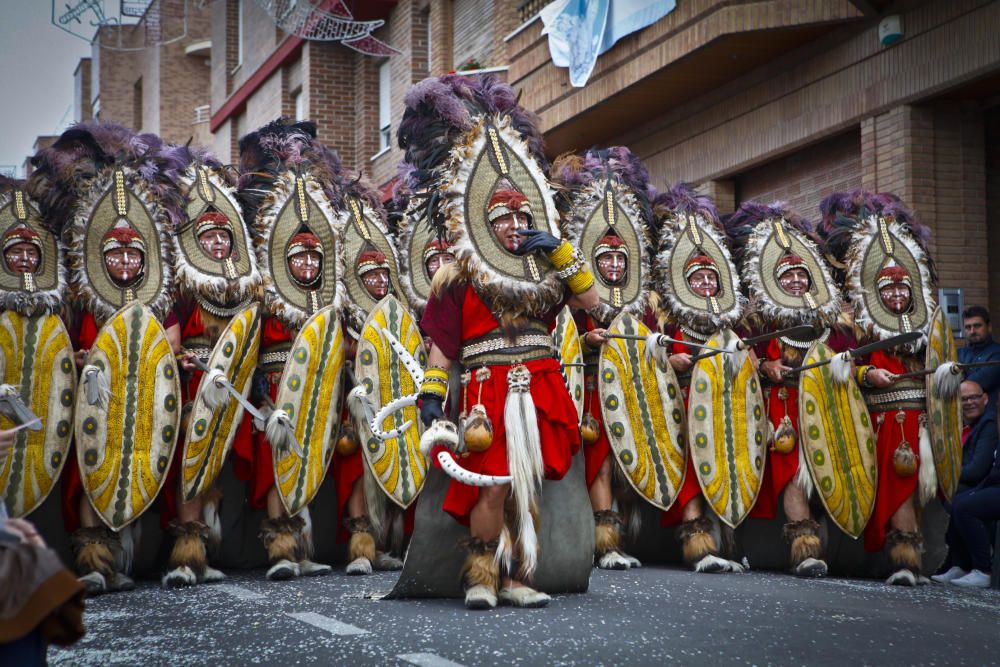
top-left (517, 0), bottom-right (555, 24)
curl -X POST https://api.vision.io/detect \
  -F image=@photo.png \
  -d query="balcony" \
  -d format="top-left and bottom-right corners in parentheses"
top-left (506, 0), bottom-right (867, 156)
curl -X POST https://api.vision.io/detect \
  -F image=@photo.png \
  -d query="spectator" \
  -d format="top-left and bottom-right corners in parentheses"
top-left (0, 428), bottom-right (86, 665)
top-left (958, 306), bottom-right (1000, 404)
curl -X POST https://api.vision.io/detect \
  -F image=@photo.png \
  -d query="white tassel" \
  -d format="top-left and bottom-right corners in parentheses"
top-left (830, 352), bottom-right (852, 385)
top-left (503, 365), bottom-right (544, 580)
top-left (795, 440), bottom-right (814, 499)
top-left (363, 464), bottom-right (385, 547)
top-left (918, 416), bottom-right (938, 506)
top-left (82, 364), bottom-right (111, 410)
top-left (494, 524), bottom-right (514, 575)
top-left (202, 493), bottom-right (222, 555)
top-left (200, 368), bottom-right (229, 412)
top-left (933, 362), bottom-right (962, 400)
top-left (299, 505), bottom-right (314, 559)
top-left (643, 332), bottom-right (668, 367)
top-left (117, 522), bottom-right (140, 575)
top-left (265, 409), bottom-right (294, 453)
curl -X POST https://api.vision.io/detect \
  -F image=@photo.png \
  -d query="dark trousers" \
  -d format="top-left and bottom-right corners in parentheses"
top-left (948, 484), bottom-right (1000, 573)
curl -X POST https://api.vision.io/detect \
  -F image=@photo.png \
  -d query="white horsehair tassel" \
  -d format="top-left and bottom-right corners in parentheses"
top-left (918, 414), bottom-right (938, 506)
top-left (503, 364), bottom-right (543, 580)
top-left (200, 368), bottom-right (229, 412)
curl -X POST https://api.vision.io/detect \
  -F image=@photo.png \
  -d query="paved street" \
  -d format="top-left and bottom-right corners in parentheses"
top-left (51, 566), bottom-right (1000, 666)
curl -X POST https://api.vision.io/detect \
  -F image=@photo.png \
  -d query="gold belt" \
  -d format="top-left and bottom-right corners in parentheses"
top-left (460, 333), bottom-right (555, 365)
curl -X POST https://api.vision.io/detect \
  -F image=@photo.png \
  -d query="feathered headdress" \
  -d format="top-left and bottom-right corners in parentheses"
top-left (651, 183), bottom-right (744, 337)
top-left (0, 177), bottom-right (67, 315)
top-left (724, 200), bottom-right (841, 330)
top-left (395, 74), bottom-right (564, 318)
top-left (817, 189), bottom-right (935, 350)
top-left (28, 121), bottom-right (177, 323)
top-left (549, 147), bottom-right (655, 323)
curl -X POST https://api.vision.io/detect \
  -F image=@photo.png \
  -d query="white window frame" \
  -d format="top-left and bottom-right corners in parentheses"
top-left (293, 88), bottom-right (304, 121)
top-left (236, 0), bottom-right (244, 67)
top-left (378, 60), bottom-right (391, 153)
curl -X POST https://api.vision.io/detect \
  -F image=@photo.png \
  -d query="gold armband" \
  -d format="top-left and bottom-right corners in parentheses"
top-left (855, 364), bottom-right (872, 387)
top-left (565, 267), bottom-right (595, 294)
top-left (419, 366), bottom-right (449, 398)
top-left (547, 240), bottom-right (575, 270)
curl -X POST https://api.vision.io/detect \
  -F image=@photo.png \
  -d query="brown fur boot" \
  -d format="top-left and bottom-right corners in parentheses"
top-left (461, 538), bottom-right (500, 610)
top-left (885, 529), bottom-right (926, 586)
top-left (162, 520), bottom-right (209, 588)
top-left (783, 519), bottom-right (827, 578)
top-left (344, 516), bottom-right (377, 576)
top-left (676, 517), bottom-right (743, 573)
top-left (260, 515), bottom-right (305, 581)
top-left (71, 527), bottom-right (117, 596)
top-left (594, 511), bottom-right (630, 570)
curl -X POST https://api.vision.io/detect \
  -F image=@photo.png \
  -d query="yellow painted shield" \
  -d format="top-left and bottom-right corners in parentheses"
top-left (552, 306), bottom-right (585, 422)
top-left (75, 304), bottom-right (181, 529)
top-left (599, 313), bottom-right (687, 511)
top-left (798, 341), bottom-right (877, 539)
top-left (355, 296), bottom-right (427, 509)
top-left (0, 312), bottom-right (75, 517)
top-left (925, 307), bottom-right (962, 501)
top-left (182, 304), bottom-right (261, 502)
top-left (688, 329), bottom-right (768, 528)
top-left (272, 305), bottom-right (344, 516)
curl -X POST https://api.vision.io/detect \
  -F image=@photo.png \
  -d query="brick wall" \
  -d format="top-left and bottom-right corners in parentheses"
top-left (303, 41), bottom-right (357, 167)
top-left (74, 58), bottom-right (92, 122)
top-left (453, 0), bottom-right (494, 69)
top-left (736, 130), bottom-right (862, 221)
top-left (429, 0), bottom-right (453, 74)
top-left (986, 108), bottom-right (1000, 319)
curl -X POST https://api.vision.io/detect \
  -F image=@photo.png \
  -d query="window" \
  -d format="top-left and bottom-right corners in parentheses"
top-left (293, 88), bottom-right (304, 121)
top-left (378, 61), bottom-right (391, 152)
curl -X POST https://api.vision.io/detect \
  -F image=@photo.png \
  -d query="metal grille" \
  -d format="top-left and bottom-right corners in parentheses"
top-left (517, 0), bottom-right (555, 23)
top-left (193, 105), bottom-right (211, 124)
top-left (256, 0), bottom-right (384, 41)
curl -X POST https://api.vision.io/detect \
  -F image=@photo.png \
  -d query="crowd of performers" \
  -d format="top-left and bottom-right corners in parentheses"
top-left (0, 74), bottom-right (971, 610)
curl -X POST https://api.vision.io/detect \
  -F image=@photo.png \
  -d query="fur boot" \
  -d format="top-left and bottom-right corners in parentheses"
top-left (71, 527), bottom-right (117, 596)
top-left (461, 538), bottom-right (500, 610)
top-left (296, 507), bottom-right (331, 576)
top-left (594, 510), bottom-right (630, 570)
top-left (783, 519), bottom-right (827, 578)
top-left (885, 529), bottom-right (927, 586)
top-left (162, 520), bottom-right (212, 588)
top-left (677, 517), bottom-right (744, 574)
top-left (345, 516), bottom-right (377, 576)
top-left (259, 515), bottom-right (304, 581)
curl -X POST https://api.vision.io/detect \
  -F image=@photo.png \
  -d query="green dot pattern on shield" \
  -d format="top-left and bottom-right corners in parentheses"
top-left (809, 425), bottom-right (820, 439)
top-left (853, 387), bottom-right (861, 400)
top-left (806, 401), bottom-right (816, 415)
top-left (754, 455), bottom-right (762, 470)
top-left (605, 395), bottom-right (619, 410)
top-left (619, 450), bottom-right (633, 466)
top-left (57, 421), bottom-right (70, 437)
top-left (367, 438), bottom-right (379, 453)
top-left (83, 417), bottom-right (97, 434)
top-left (287, 375), bottom-right (301, 391)
top-left (753, 405), bottom-right (761, 420)
top-left (672, 408), bottom-right (682, 424)
top-left (61, 357), bottom-right (72, 373)
top-left (695, 380), bottom-right (707, 393)
top-left (611, 422), bottom-right (624, 437)
top-left (575, 386), bottom-right (582, 400)
top-left (223, 342), bottom-right (234, 357)
top-left (699, 462), bottom-right (711, 476)
top-left (50, 451), bottom-right (62, 468)
top-left (750, 379), bottom-right (758, 392)
top-left (695, 433), bottom-right (708, 448)
top-left (162, 425), bottom-right (175, 443)
top-left (866, 438), bottom-right (875, 453)
top-left (282, 404), bottom-right (295, 418)
top-left (821, 477), bottom-right (833, 492)
top-left (295, 347), bottom-right (308, 363)
top-left (668, 384), bottom-right (677, 399)
top-left (60, 389), bottom-right (73, 407)
top-left (813, 450), bottom-right (825, 466)
top-left (694, 406), bottom-right (706, 421)
top-left (157, 456), bottom-right (168, 472)
top-left (754, 432), bottom-right (762, 445)
top-left (602, 369), bottom-right (614, 383)
top-left (164, 395), bottom-right (176, 411)
top-left (361, 350), bottom-right (373, 365)
top-left (861, 413), bottom-right (869, 427)
top-left (84, 448), bottom-right (98, 466)
top-left (164, 365), bottom-right (174, 379)
top-left (194, 420), bottom-right (207, 436)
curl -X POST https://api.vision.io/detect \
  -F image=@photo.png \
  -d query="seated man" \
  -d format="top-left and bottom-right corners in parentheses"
top-left (932, 380), bottom-right (999, 587)
top-left (959, 307), bottom-right (1000, 404)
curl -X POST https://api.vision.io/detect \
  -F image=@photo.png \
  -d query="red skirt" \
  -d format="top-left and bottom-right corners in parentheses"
top-left (864, 408), bottom-right (921, 552)
top-left (750, 385), bottom-right (800, 520)
top-left (442, 357), bottom-right (580, 525)
top-left (582, 382), bottom-right (611, 488)
top-left (660, 386), bottom-right (702, 527)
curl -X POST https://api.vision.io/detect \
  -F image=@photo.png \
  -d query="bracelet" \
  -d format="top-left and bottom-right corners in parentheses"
top-left (423, 366), bottom-right (449, 384)
top-left (419, 366), bottom-right (449, 398)
top-left (855, 365), bottom-right (873, 388)
top-left (547, 240), bottom-right (575, 270)
top-left (565, 267), bottom-right (595, 294)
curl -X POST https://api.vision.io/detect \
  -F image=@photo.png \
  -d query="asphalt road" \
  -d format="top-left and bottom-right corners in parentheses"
top-left (49, 565), bottom-right (1000, 666)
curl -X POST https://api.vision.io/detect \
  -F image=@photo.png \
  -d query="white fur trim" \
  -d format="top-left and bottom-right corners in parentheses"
top-left (202, 495), bottom-right (222, 552)
top-left (345, 557), bottom-right (373, 575)
top-left (503, 366), bottom-right (544, 580)
top-left (420, 420), bottom-right (459, 458)
top-left (918, 418), bottom-right (938, 506)
top-left (830, 352), bottom-right (852, 385)
top-left (643, 332), bottom-right (669, 367)
top-left (795, 440), bottom-right (815, 500)
top-left (82, 365), bottom-right (111, 410)
top-left (162, 565), bottom-right (197, 588)
top-left (200, 368), bottom-right (229, 412)
top-left (694, 554), bottom-right (745, 573)
top-left (265, 409), bottom-right (294, 453)
top-left (933, 362), bottom-right (961, 400)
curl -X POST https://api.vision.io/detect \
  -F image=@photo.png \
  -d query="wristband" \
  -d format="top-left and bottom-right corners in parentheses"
top-left (565, 267), bottom-right (595, 294)
top-left (419, 367), bottom-right (449, 398)
top-left (855, 365), bottom-right (872, 387)
top-left (547, 240), bottom-right (575, 270)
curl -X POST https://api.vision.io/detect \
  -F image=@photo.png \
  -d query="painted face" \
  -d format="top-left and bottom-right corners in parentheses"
top-left (879, 283), bottom-right (911, 314)
top-left (198, 228), bottom-right (233, 260)
top-left (596, 251), bottom-right (627, 285)
top-left (687, 268), bottom-right (719, 298)
top-left (104, 248), bottom-right (144, 288)
top-left (778, 267), bottom-right (811, 296)
top-left (490, 211), bottom-right (531, 253)
top-left (425, 252), bottom-right (454, 279)
top-left (362, 268), bottom-right (390, 299)
top-left (288, 250), bottom-right (322, 286)
top-left (4, 242), bottom-right (40, 274)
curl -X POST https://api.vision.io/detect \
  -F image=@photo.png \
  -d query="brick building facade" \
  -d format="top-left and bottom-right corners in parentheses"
top-left (55, 0), bottom-right (1000, 323)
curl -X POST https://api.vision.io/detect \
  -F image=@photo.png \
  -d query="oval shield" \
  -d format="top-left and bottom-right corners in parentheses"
top-left (687, 329), bottom-right (767, 527)
top-left (75, 303), bottom-right (181, 529)
top-left (354, 295), bottom-right (427, 509)
top-left (925, 306), bottom-right (962, 501)
top-left (552, 306), bottom-right (585, 422)
top-left (272, 305), bottom-right (345, 516)
top-left (182, 304), bottom-right (262, 502)
top-left (0, 312), bottom-right (75, 517)
top-left (599, 313), bottom-right (687, 511)
top-left (798, 341), bottom-right (877, 539)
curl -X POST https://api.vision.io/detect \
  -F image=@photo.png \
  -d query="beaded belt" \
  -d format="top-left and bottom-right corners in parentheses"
top-left (259, 346), bottom-right (290, 373)
top-left (865, 386), bottom-right (926, 411)
top-left (460, 333), bottom-right (555, 366)
top-left (185, 346), bottom-right (212, 363)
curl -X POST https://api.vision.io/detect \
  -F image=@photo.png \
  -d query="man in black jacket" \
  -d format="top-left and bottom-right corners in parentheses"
top-left (958, 306), bottom-right (1000, 405)
top-left (932, 380), bottom-right (1000, 587)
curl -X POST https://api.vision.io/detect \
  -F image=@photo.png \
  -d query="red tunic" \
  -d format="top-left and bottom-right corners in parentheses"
top-left (421, 283), bottom-right (580, 525)
top-left (574, 312), bottom-right (611, 489)
top-left (659, 326), bottom-right (706, 527)
top-left (862, 349), bottom-right (921, 552)
top-left (61, 309), bottom-right (179, 532)
top-left (235, 316), bottom-right (363, 542)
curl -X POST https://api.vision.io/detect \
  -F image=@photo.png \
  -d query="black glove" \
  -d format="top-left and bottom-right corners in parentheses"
top-left (420, 394), bottom-right (444, 427)
top-left (516, 229), bottom-right (562, 254)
